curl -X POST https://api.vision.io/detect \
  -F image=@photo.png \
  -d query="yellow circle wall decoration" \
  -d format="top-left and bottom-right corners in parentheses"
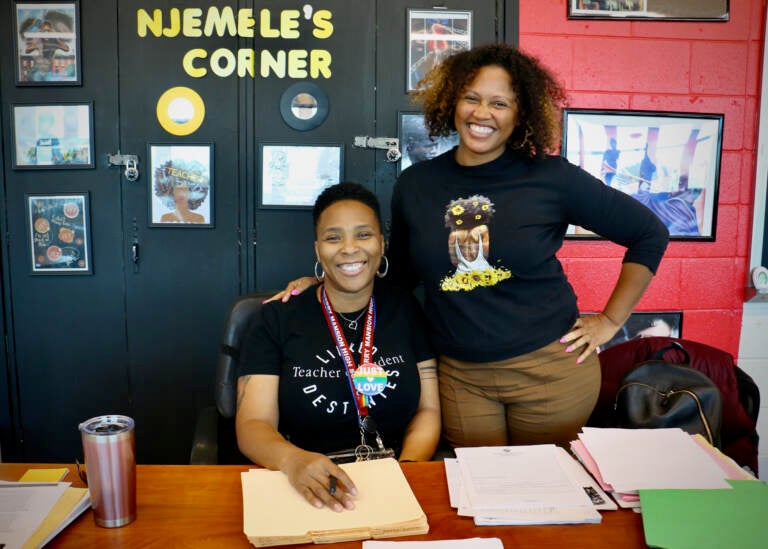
top-left (156, 87), bottom-right (205, 136)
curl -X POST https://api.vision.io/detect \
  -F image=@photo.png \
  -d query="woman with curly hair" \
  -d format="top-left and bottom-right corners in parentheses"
top-left (275, 44), bottom-right (668, 449)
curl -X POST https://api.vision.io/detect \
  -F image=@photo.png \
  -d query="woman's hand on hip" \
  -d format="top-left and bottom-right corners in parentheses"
top-left (560, 313), bottom-right (620, 363)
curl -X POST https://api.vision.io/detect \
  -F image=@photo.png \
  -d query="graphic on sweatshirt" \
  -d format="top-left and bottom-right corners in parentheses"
top-left (440, 195), bottom-right (512, 291)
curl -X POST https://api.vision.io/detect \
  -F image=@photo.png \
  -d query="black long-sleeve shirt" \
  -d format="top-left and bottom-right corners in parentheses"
top-left (389, 148), bottom-right (669, 362)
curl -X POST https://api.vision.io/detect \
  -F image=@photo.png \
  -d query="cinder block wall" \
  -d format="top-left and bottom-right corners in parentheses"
top-left (518, 0), bottom-right (764, 359)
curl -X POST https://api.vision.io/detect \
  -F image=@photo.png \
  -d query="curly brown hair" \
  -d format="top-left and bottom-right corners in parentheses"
top-left (412, 43), bottom-right (566, 159)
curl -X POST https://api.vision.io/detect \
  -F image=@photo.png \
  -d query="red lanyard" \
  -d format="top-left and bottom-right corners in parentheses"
top-left (319, 286), bottom-right (376, 416)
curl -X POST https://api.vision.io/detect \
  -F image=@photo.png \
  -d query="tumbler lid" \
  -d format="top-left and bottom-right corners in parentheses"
top-left (79, 414), bottom-right (134, 435)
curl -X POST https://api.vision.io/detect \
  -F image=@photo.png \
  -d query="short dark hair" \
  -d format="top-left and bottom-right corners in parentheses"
top-left (312, 182), bottom-right (382, 232)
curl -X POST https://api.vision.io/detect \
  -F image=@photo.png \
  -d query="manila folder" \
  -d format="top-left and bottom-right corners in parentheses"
top-left (241, 458), bottom-right (428, 547)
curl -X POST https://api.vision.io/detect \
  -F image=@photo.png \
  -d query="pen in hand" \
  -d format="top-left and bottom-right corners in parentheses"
top-left (329, 475), bottom-right (338, 496)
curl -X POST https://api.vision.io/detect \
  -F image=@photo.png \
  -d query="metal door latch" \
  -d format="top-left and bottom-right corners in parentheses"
top-left (353, 136), bottom-right (401, 162)
top-left (108, 152), bottom-right (139, 182)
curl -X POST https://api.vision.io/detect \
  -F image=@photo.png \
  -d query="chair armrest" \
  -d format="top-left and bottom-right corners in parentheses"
top-left (190, 405), bottom-right (219, 465)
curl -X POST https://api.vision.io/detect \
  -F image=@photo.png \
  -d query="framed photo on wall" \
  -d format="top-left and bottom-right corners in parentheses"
top-left (567, 1), bottom-right (728, 21)
top-left (398, 111), bottom-right (459, 174)
top-left (13, 1), bottom-right (81, 85)
top-left (26, 192), bottom-right (92, 274)
top-left (562, 109), bottom-right (723, 240)
top-left (407, 8), bottom-right (472, 91)
top-left (259, 143), bottom-right (343, 209)
top-left (596, 311), bottom-right (683, 353)
top-left (11, 102), bottom-right (94, 169)
top-left (149, 143), bottom-right (214, 227)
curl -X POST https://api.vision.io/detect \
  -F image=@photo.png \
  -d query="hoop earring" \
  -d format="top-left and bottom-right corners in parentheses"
top-left (314, 261), bottom-right (325, 281)
top-left (376, 256), bottom-right (389, 278)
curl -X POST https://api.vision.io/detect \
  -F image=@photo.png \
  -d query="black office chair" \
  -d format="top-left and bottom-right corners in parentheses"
top-left (190, 291), bottom-right (274, 465)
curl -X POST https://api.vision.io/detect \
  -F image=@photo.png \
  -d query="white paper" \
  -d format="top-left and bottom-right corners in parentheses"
top-left (454, 445), bottom-right (593, 510)
top-left (579, 428), bottom-right (732, 492)
top-left (0, 482), bottom-right (69, 549)
top-left (364, 538), bottom-right (504, 549)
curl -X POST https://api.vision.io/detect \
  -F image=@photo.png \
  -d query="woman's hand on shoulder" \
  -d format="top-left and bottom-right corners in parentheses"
top-left (561, 313), bottom-right (620, 363)
top-left (263, 276), bottom-right (319, 303)
top-left (281, 450), bottom-right (357, 512)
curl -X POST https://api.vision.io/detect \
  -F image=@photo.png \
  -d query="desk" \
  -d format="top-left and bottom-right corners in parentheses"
top-left (1, 462), bottom-right (647, 548)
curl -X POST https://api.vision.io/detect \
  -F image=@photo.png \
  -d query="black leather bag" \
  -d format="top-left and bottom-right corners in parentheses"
top-left (614, 341), bottom-right (723, 447)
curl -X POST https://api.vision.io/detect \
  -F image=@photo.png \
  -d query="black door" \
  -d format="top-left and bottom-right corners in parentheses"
top-left (116, 0), bottom-right (243, 463)
top-left (0, 0), bottom-right (129, 462)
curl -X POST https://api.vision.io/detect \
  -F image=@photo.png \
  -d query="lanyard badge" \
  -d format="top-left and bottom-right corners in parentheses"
top-left (320, 287), bottom-right (390, 457)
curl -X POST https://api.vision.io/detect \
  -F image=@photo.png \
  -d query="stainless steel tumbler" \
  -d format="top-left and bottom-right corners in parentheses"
top-left (78, 414), bottom-right (137, 527)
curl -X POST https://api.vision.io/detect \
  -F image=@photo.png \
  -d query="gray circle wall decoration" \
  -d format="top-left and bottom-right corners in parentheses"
top-left (279, 82), bottom-right (329, 131)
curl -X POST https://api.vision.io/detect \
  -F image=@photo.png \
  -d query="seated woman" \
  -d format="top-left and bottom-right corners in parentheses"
top-left (235, 182), bottom-right (441, 512)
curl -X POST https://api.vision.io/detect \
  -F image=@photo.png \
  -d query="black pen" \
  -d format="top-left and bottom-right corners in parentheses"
top-left (329, 475), bottom-right (338, 495)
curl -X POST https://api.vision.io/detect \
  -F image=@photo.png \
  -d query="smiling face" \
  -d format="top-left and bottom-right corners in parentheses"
top-left (314, 199), bottom-right (384, 311)
top-left (454, 65), bottom-right (519, 166)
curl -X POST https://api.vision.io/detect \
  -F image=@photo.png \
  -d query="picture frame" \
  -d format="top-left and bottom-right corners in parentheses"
top-left (259, 143), bottom-right (343, 209)
top-left (13, 1), bottom-right (82, 85)
top-left (26, 192), bottom-right (92, 274)
top-left (562, 109), bottom-right (723, 240)
top-left (398, 111), bottom-right (459, 174)
top-left (148, 143), bottom-right (214, 227)
top-left (567, 1), bottom-right (728, 22)
top-left (11, 102), bottom-right (94, 169)
top-left (407, 8), bottom-right (472, 92)
top-left (596, 311), bottom-right (683, 353)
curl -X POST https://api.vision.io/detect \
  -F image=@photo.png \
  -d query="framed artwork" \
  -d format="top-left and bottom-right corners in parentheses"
top-left (259, 143), bottom-right (343, 208)
top-left (27, 192), bottom-right (92, 274)
top-left (398, 112), bottom-right (459, 174)
top-left (407, 9), bottom-right (472, 91)
top-left (596, 311), bottom-right (683, 353)
top-left (11, 102), bottom-right (94, 169)
top-left (567, 1), bottom-right (728, 22)
top-left (13, 1), bottom-right (81, 85)
top-left (149, 143), bottom-right (214, 227)
top-left (562, 109), bottom-right (723, 240)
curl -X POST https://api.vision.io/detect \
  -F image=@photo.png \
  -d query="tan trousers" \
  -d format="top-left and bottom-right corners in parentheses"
top-left (439, 339), bottom-right (601, 447)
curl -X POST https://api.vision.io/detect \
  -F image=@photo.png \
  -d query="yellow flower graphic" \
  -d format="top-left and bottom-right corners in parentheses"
top-left (440, 267), bottom-right (513, 292)
top-left (450, 205), bottom-right (465, 216)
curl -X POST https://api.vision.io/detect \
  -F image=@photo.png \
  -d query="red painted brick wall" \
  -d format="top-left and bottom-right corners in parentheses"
top-left (519, 0), bottom-right (766, 357)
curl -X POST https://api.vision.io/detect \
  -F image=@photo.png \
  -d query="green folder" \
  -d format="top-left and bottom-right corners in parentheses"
top-left (640, 480), bottom-right (768, 549)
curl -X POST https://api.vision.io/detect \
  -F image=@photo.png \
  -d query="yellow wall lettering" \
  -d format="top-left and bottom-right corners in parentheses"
top-left (312, 10), bottom-right (333, 38)
top-left (210, 48), bottom-right (236, 77)
top-left (182, 49), bottom-right (207, 78)
top-left (238, 49), bottom-right (255, 78)
top-left (310, 50), bottom-right (332, 78)
top-left (237, 8), bottom-right (256, 37)
top-left (203, 6), bottom-right (237, 37)
top-left (136, 9), bottom-right (162, 37)
top-left (281, 10), bottom-right (300, 38)
top-left (260, 50), bottom-right (285, 78)
top-left (163, 8), bottom-right (180, 38)
top-left (259, 8), bottom-right (280, 38)
top-left (182, 8), bottom-right (203, 37)
top-left (287, 50), bottom-right (308, 78)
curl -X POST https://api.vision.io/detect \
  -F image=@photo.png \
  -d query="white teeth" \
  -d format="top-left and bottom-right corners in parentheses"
top-left (469, 124), bottom-right (493, 135)
top-left (340, 262), bottom-right (364, 272)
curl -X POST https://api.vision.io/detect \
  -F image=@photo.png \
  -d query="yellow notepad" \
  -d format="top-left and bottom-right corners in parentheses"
top-left (21, 487), bottom-right (90, 549)
top-left (241, 458), bottom-right (428, 547)
top-left (19, 468), bottom-right (69, 482)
